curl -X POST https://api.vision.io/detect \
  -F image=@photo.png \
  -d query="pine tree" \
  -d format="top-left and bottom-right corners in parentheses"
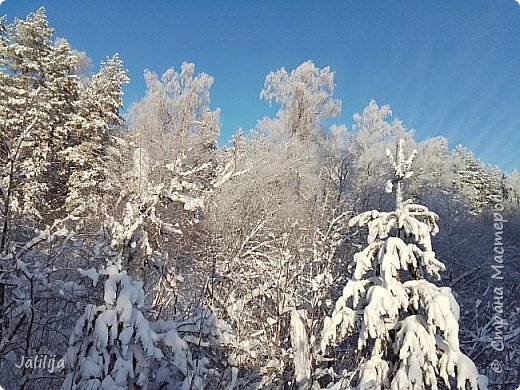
top-left (321, 139), bottom-right (486, 389)
top-left (40, 37), bottom-right (83, 217)
top-left (0, 9), bottom-right (83, 342)
top-left (453, 146), bottom-right (491, 215)
top-left (0, 8), bottom-right (128, 223)
top-left (506, 170), bottom-right (520, 205)
top-left (63, 54), bottom-right (129, 217)
top-left (0, 7), bottom-right (60, 223)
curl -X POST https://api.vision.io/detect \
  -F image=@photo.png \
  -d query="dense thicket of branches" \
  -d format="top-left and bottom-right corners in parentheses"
top-left (0, 9), bottom-right (518, 390)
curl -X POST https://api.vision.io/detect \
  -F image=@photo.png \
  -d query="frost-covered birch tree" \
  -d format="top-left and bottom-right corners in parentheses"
top-left (260, 60), bottom-right (341, 142)
top-left (345, 100), bottom-right (415, 213)
top-left (127, 63), bottom-right (220, 177)
top-left (321, 139), bottom-right (487, 390)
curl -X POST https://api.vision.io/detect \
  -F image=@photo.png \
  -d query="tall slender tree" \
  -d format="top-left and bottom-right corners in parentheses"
top-left (63, 54), bottom-right (129, 217)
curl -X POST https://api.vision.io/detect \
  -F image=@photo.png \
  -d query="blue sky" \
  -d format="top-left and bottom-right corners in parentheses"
top-left (1, 1), bottom-right (519, 172)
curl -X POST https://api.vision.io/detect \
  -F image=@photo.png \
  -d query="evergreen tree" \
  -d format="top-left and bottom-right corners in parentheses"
top-left (0, 7), bottom-right (68, 223)
top-left (63, 262), bottom-right (163, 389)
top-left (63, 54), bottom-right (129, 217)
top-left (346, 100), bottom-right (415, 212)
top-left (506, 170), bottom-right (520, 205)
top-left (0, 9), bottom-right (82, 343)
top-left (453, 146), bottom-right (498, 215)
top-left (321, 139), bottom-right (486, 389)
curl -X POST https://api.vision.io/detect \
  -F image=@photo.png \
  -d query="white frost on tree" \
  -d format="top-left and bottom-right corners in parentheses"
top-left (321, 139), bottom-right (487, 390)
top-left (63, 54), bottom-right (129, 217)
top-left (259, 60), bottom-right (341, 142)
top-left (127, 62), bottom-right (221, 177)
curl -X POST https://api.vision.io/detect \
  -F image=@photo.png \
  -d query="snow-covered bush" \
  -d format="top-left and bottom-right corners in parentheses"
top-left (0, 219), bottom-right (79, 388)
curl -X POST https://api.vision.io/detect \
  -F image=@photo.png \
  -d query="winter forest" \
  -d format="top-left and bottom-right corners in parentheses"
top-left (0, 8), bottom-right (519, 390)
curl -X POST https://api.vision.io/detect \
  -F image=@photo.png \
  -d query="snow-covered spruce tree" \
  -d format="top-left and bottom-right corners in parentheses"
top-left (321, 139), bottom-right (486, 389)
top-left (506, 170), bottom-right (520, 205)
top-left (62, 198), bottom-right (173, 389)
top-left (62, 258), bottom-right (163, 389)
top-left (346, 100), bottom-right (415, 213)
